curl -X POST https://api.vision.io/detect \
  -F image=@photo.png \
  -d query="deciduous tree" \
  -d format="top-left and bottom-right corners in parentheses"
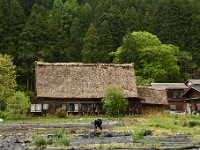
top-left (0, 54), bottom-right (16, 111)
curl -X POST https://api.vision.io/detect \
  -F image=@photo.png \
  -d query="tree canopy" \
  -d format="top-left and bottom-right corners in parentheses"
top-left (112, 31), bottom-right (180, 83)
top-left (0, 54), bottom-right (16, 110)
top-left (1, 0), bottom-right (200, 89)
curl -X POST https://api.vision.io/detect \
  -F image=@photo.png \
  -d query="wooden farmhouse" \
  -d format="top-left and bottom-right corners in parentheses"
top-left (137, 86), bottom-right (168, 115)
top-left (151, 83), bottom-right (187, 112)
top-left (181, 79), bottom-right (200, 114)
top-left (32, 62), bottom-right (142, 115)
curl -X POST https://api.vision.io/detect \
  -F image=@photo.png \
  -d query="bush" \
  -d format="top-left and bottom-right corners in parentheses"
top-left (102, 86), bottom-right (128, 116)
top-left (55, 134), bottom-right (71, 146)
top-left (55, 108), bottom-right (66, 118)
top-left (55, 128), bottom-right (65, 137)
top-left (188, 121), bottom-right (200, 127)
top-left (0, 111), bottom-right (8, 119)
top-left (7, 91), bottom-right (30, 115)
top-left (132, 129), bottom-right (144, 142)
top-left (33, 135), bottom-right (47, 147)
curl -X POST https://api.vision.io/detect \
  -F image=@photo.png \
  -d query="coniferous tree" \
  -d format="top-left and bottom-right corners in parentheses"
top-left (76, 3), bottom-right (93, 36)
top-left (124, 7), bottom-right (141, 32)
top-left (69, 17), bottom-right (82, 62)
top-left (45, 0), bottom-right (71, 62)
top-left (153, 0), bottom-right (190, 48)
top-left (8, 0), bottom-right (26, 58)
top-left (82, 23), bottom-right (99, 63)
top-left (18, 4), bottom-right (49, 90)
top-left (98, 20), bottom-right (113, 63)
top-left (106, 5), bottom-right (125, 51)
top-left (62, 0), bottom-right (79, 35)
top-left (0, 0), bottom-right (10, 54)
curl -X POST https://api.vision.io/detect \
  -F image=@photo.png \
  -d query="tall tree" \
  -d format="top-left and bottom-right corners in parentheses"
top-left (191, 14), bottom-right (200, 65)
top-left (124, 7), bottom-right (141, 32)
top-left (8, 0), bottom-right (26, 58)
top-left (18, 4), bottom-right (49, 90)
top-left (0, 54), bottom-right (16, 111)
top-left (62, 0), bottom-right (79, 34)
top-left (98, 20), bottom-right (113, 63)
top-left (82, 23), bottom-right (99, 63)
top-left (69, 17), bottom-right (82, 62)
top-left (76, 2), bottom-right (93, 36)
top-left (105, 5), bottom-right (125, 51)
top-left (113, 32), bottom-right (180, 83)
top-left (153, 0), bottom-right (192, 49)
top-left (0, 0), bottom-right (10, 54)
top-left (45, 0), bottom-right (71, 62)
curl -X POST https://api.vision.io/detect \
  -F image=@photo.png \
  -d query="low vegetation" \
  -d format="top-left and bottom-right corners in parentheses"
top-left (1, 112), bottom-right (200, 148)
top-left (32, 128), bottom-right (73, 148)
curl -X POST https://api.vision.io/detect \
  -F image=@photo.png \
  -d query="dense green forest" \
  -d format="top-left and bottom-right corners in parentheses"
top-left (1, 0), bottom-right (200, 91)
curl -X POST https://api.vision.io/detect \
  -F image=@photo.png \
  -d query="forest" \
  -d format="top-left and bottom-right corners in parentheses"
top-left (1, 0), bottom-right (200, 91)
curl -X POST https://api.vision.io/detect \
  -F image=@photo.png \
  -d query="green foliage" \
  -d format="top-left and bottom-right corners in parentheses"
top-left (32, 129), bottom-right (72, 148)
top-left (188, 121), bottom-right (200, 128)
top-left (55, 128), bottom-right (65, 137)
top-left (0, 110), bottom-right (29, 120)
top-left (82, 23), bottom-right (99, 63)
top-left (114, 31), bottom-right (180, 83)
top-left (132, 129), bottom-right (144, 142)
top-left (1, 0), bottom-right (200, 89)
top-left (7, 91), bottom-right (30, 115)
top-left (55, 108), bottom-right (66, 118)
top-left (0, 54), bottom-right (16, 111)
top-left (102, 86), bottom-right (128, 116)
top-left (33, 135), bottom-right (47, 147)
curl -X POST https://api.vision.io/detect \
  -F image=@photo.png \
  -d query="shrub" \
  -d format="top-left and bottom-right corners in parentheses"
top-left (56, 134), bottom-right (71, 146)
top-left (132, 129), bottom-right (144, 142)
top-left (0, 111), bottom-right (8, 119)
top-left (33, 135), bottom-right (47, 147)
top-left (102, 86), bottom-right (128, 116)
top-left (188, 121), bottom-right (199, 127)
top-left (7, 91), bottom-right (30, 115)
top-left (55, 108), bottom-right (66, 118)
top-left (55, 128), bottom-right (65, 137)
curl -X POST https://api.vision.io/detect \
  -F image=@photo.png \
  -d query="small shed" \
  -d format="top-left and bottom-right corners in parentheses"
top-left (137, 86), bottom-right (168, 115)
top-left (181, 85), bottom-right (200, 114)
top-left (33, 62), bottom-right (141, 115)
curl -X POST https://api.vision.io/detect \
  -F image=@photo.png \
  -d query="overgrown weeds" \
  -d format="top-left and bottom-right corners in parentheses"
top-left (32, 128), bottom-right (74, 147)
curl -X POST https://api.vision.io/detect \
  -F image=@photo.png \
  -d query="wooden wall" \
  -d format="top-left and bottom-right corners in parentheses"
top-left (142, 104), bottom-right (165, 115)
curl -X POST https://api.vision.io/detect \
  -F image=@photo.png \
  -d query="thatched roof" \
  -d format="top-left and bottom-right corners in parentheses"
top-left (35, 62), bottom-right (138, 99)
top-left (138, 86), bottom-right (168, 105)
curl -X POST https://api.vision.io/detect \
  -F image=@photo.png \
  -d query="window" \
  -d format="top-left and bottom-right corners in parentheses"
top-left (81, 104), bottom-right (92, 112)
top-left (62, 104), bottom-right (66, 110)
top-left (68, 104), bottom-right (74, 111)
top-left (67, 104), bottom-right (79, 111)
top-left (31, 104), bottom-right (42, 112)
top-left (74, 104), bottom-right (79, 111)
top-left (95, 104), bottom-right (102, 112)
top-left (43, 104), bottom-right (49, 110)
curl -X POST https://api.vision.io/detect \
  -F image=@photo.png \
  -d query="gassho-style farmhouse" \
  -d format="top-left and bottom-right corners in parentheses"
top-left (31, 62), bottom-right (167, 116)
top-left (31, 62), bottom-right (200, 116)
